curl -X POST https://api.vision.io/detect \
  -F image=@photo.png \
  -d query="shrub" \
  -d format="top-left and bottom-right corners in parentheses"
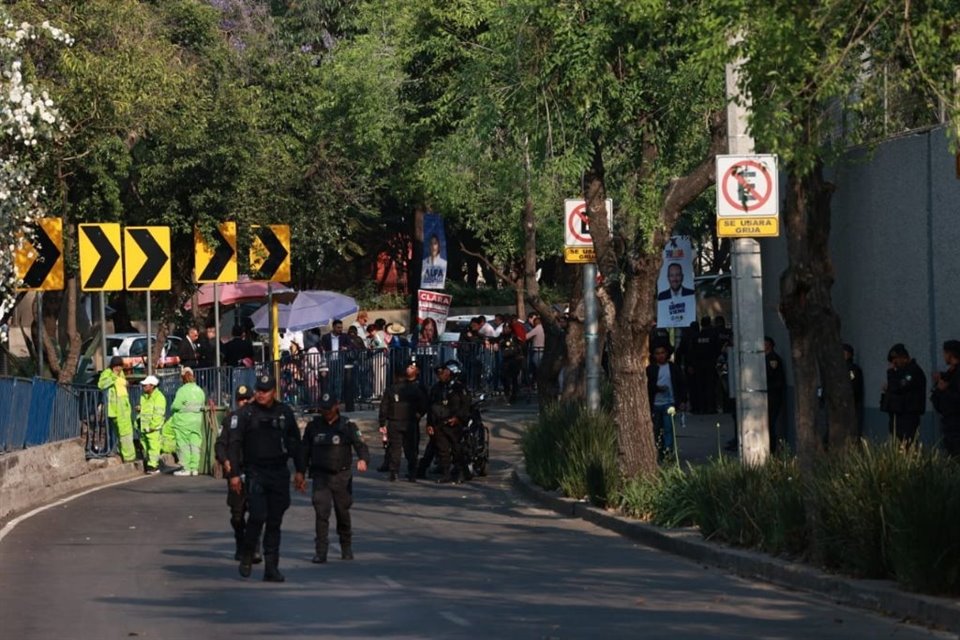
top-left (557, 409), bottom-right (619, 507)
top-left (807, 442), bottom-right (918, 578)
top-left (618, 465), bottom-right (697, 527)
top-left (683, 454), bottom-right (807, 555)
top-left (521, 402), bottom-right (579, 490)
top-left (882, 453), bottom-right (960, 594)
top-left (522, 402), bottom-right (619, 506)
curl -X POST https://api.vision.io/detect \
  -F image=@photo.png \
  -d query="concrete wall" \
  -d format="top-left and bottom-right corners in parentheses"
top-left (761, 126), bottom-right (960, 443)
top-left (0, 439), bottom-right (142, 523)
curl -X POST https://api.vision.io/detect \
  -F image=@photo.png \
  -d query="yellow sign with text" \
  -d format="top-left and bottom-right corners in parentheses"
top-left (564, 246), bottom-right (596, 264)
top-left (717, 216), bottom-right (779, 238)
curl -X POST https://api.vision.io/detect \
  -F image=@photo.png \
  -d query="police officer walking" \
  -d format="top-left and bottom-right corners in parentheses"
top-left (214, 384), bottom-right (261, 564)
top-left (298, 393), bottom-right (370, 563)
top-left (427, 360), bottom-right (472, 484)
top-left (379, 360), bottom-right (428, 482)
top-left (225, 374), bottom-right (303, 582)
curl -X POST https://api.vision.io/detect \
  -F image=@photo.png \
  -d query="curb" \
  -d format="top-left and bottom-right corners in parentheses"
top-left (511, 466), bottom-right (960, 633)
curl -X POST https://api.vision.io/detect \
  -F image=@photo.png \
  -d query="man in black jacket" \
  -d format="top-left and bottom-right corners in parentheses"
top-left (225, 374), bottom-right (303, 582)
top-left (881, 343), bottom-right (927, 443)
top-left (931, 339), bottom-right (960, 457)
top-left (213, 384), bottom-right (260, 563)
top-left (428, 360), bottom-right (472, 484)
top-left (765, 337), bottom-right (787, 453)
top-left (298, 393), bottom-right (370, 563)
top-left (646, 344), bottom-right (688, 456)
top-left (379, 360), bottom-right (428, 481)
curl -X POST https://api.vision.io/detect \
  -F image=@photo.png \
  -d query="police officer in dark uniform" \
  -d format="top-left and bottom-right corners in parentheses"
top-left (298, 393), bottom-right (370, 563)
top-left (843, 343), bottom-right (865, 437)
top-left (691, 317), bottom-right (719, 413)
top-left (764, 336), bottom-right (787, 453)
top-left (225, 374), bottom-right (303, 582)
top-left (213, 384), bottom-right (261, 563)
top-left (379, 359), bottom-right (428, 481)
top-left (931, 340), bottom-right (960, 457)
top-left (427, 360), bottom-right (472, 484)
top-left (881, 343), bottom-right (927, 443)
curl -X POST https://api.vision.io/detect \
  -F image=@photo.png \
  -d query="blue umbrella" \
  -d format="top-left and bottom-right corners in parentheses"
top-left (251, 290), bottom-right (358, 333)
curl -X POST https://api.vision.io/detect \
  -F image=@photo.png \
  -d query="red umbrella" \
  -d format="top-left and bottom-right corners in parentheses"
top-left (183, 276), bottom-right (295, 310)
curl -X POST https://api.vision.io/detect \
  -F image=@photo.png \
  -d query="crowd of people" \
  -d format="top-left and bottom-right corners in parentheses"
top-left (645, 317), bottom-right (960, 459)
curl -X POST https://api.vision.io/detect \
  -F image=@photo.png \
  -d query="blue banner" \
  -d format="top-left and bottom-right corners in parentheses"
top-left (421, 212), bottom-right (448, 290)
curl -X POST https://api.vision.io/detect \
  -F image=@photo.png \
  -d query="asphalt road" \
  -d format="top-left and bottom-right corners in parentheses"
top-left (0, 405), bottom-right (949, 639)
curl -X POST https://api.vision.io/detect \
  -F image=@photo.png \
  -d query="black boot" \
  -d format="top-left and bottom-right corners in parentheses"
top-left (238, 552), bottom-right (253, 578)
top-left (252, 538), bottom-right (263, 564)
top-left (388, 471), bottom-right (398, 482)
top-left (312, 544), bottom-right (328, 564)
top-left (341, 544), bottom-right (354, 560)
top-left (263, 554), bottom-right (285, 582)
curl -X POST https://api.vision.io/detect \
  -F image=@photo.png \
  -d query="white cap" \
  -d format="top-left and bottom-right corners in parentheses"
top-left (141, 375), bottom-right (160, 386)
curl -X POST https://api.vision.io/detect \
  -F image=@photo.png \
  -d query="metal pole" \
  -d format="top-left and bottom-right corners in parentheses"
top-left (214, 282), bottom-right (222, 404)
top-left (100, 292), bottom-right (107, 368)
top-left (726, 48), bottom-right (769, 466)
top-left (146, 292), bottom-right (152, 375)
top-left (37, 292), bottom-right (43, 377)
top-left (584, 263), bottom-right (600, 411)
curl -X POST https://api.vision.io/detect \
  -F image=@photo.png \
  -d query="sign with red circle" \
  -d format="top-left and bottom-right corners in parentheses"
top-left (716, 155), bottom-right (778, 218)
top-left (564, 198), bottom-right (613, 248)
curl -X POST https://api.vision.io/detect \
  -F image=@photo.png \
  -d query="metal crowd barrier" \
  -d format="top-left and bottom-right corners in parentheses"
top-left (0, 342), bottom-right (550, 456)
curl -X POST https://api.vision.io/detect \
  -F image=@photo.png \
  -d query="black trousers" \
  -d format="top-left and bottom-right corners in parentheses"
top-left (436, 422), bottom-right (467, 478)
top-left (941, 415), bottom-right (960, 457)
top-left (889, 412), bottom-right (921, 442)
top-left (242, 465), bottom-right (291, 558)
top-left (387, 421), bottom-right (419, 475)
top-left (311, 471), bottom-right (353, 550)
top-left (502, 359), bottom-right (521, 402)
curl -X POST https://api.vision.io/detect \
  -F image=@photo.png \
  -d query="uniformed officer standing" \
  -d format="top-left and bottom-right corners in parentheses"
top-left (427, 360), bottom-right (472, 484)
top-left (379, 360), bottom-right (428, 481)
top-left (214, 384), bottom-right (261, 564)
top-left (297, 393), bottom-right (370, 563)
top-left (764, 337), bottom-right (787, 453)
top-left (225, 374), bottom-right (303, 582)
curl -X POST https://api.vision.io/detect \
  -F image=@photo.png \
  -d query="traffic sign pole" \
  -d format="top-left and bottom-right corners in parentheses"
top-left (146, 292), bottom-right (152, 376)
top-left (726, 53), bottom-right (769, 466)
top-left (584, 263), bottom-right (600, 412)
top-left (37, 293), bottom-right (43, 377)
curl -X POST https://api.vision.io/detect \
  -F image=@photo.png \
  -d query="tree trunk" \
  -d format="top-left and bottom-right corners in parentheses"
top-left (57, 277), bottom-right (82, 384)
top-left (779, 163), bottom-right (856, 462)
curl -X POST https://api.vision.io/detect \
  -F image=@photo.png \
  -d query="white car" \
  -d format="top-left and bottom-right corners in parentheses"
top-left (104, 333), bottom-right (181, 370)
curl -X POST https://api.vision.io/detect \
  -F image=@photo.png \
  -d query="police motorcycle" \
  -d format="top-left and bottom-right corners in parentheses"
top-left (461, 393), bottom-right (490, 477)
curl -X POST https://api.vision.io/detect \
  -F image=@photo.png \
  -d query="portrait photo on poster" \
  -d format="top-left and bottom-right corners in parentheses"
top-left (656, 236), bottom-right (696, 328)
top-left (421, 212), bottom-right (447, 290)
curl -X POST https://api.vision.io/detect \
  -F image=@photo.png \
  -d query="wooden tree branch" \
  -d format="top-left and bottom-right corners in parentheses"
top-left (459, 242), bottom-right (520, 292)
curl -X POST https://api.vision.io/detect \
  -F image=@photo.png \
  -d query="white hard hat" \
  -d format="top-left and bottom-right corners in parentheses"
top-left (141, 375), bottom-right (160, 386)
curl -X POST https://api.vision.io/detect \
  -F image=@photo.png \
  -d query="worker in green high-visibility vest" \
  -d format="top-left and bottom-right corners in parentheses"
top-left (137, 375), bottom-right (167, 474)
top-left (98, 356), bottom-right (135, 463)
top-left (170, 367), bottom-right (206, 476)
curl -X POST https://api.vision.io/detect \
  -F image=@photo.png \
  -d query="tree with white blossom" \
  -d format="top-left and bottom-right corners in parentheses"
top-left (0, 10), bottom-right (70, 334)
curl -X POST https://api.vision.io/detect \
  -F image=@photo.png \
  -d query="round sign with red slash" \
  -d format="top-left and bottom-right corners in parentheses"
top-left (719, 158), bottom-right (775, 215)
top-left (567, 203), bottom-right (591, 245)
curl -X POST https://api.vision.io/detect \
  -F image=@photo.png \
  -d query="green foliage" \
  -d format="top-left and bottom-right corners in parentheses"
top-left (883, 453), bottom-right (960, 593)
top-left (556, 409), bottom-right (619, 507)
top-left (521, 401), bottom-right (579, 491)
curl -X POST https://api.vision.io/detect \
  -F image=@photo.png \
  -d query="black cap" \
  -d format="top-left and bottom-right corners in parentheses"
top-left (318, 393), bottom-right (338, 410)
top-left (109, 355), bottom-right (124, 368)
top-left (944, 340), bottom-right (960, 359)
top-left (254, 374), bottom-right (275, 392)
top-left (842, 343), bottom-right (855, 356)
top-left (235, 384), bottom-right (253, 401)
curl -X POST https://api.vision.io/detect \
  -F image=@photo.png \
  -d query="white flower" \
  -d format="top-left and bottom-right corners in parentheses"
top-left (667, 406), bottom-right (677, 416)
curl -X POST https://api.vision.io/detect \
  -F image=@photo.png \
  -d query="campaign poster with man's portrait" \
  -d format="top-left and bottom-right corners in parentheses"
top-left (656, 236), bottom-right (696, 328)
top-left (421, 212), bottom-right (447, 290)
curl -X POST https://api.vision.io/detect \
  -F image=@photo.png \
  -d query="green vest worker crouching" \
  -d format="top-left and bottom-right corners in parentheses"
top-left (225, 374), bottom-right (303, 582)
top-left (297, 393), bottom-right (370, 564)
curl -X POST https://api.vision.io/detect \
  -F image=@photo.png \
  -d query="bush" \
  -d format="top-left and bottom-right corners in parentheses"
top-left (522, 403), bottom-right (619, 506)
top-left (619, 465), bottom-right (697, 527)
top-left (882, 452), bottom-right (960, 594)
top-left (807, 442), bottom-right (918, 577)
top-left (556, 409), bottom-right (619, 507)
top-left (683, 453), bottom-right (807, 555)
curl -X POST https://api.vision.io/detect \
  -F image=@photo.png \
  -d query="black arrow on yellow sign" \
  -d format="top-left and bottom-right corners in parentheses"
top-left (198, 226), bottom-right (235, 282)
top-left (83, 225), bottom-right (121, 290)
top-left (18, 219), bottom-right (63, 290)
top-left (126, 227), bottom-right (170, 290)
top-left (251, 225), bottom-right (290, 282)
